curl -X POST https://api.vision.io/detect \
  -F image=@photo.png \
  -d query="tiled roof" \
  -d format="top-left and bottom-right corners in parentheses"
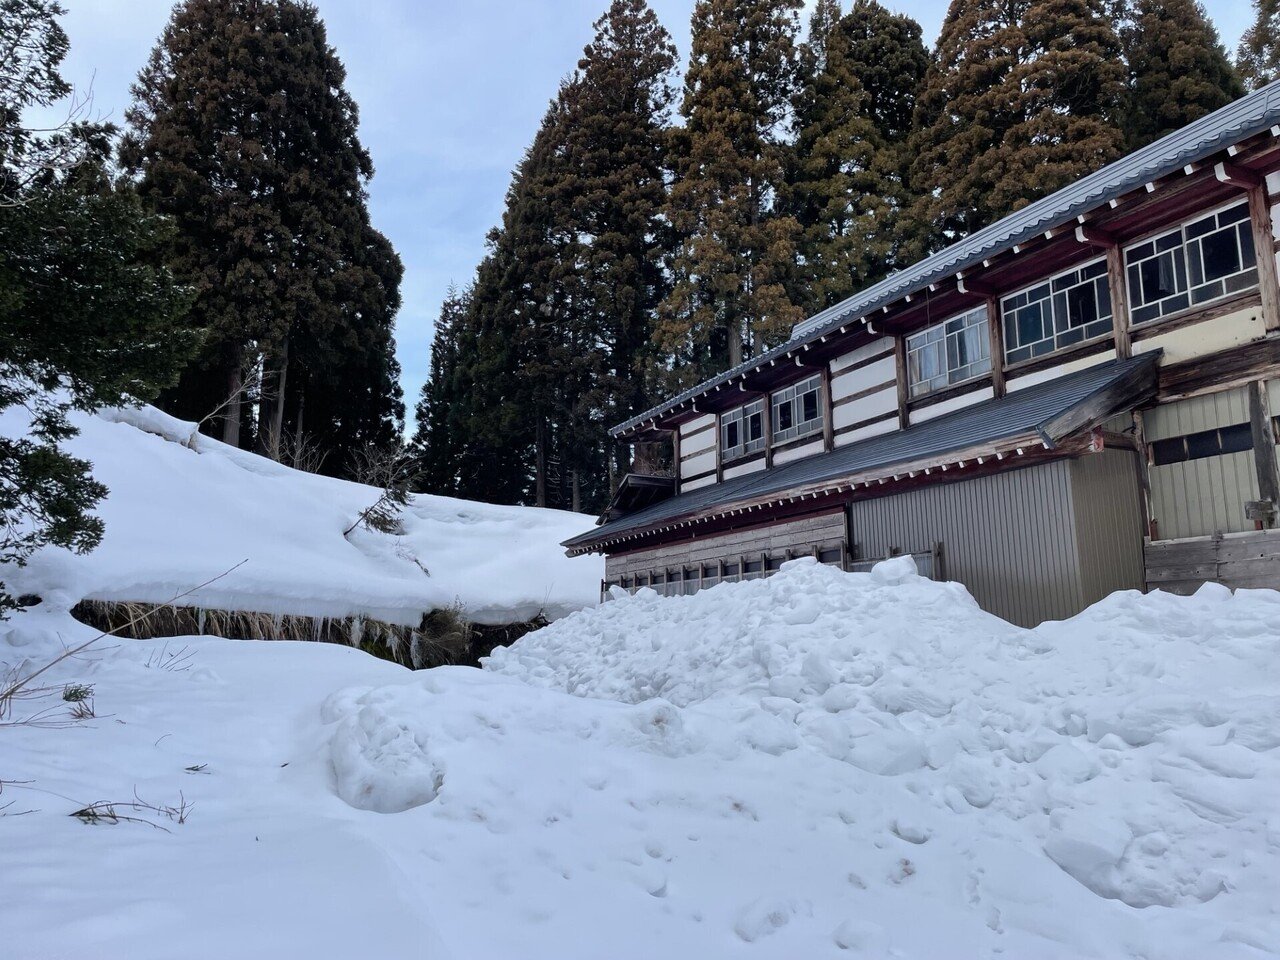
top-left (610, 81), bottom-right (1280, 439)
top-left (569, 354), bottom-right (1158, 551)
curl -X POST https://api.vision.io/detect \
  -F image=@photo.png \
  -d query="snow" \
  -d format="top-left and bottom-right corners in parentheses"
top-left (4, 556), bottom-right (1278, 958)
top-left (0, 402), bottom-right (601, 625)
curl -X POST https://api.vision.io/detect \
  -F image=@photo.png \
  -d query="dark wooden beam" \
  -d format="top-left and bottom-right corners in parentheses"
top-left (1215, 160), bottom-right (1263, 190)
top-left (820, 364), bottom-right (835, 453)
top-left (1038, 357), bottom-right (1158, 441)
top-left (957, 277), bottom-right (997, 298)
top-left (985, 295), bottom-right (1006, 397)
top-left (1158, 334), bottom-right (1280, 400)
top-left (1075, 223), bottom-right (1118, 247)
top-left (1105, 245), bottom-right (1132, 358)
top-left (1248, 380), bottom-right (1280, 520)
top-left (894, 335), bottom-right (910, 429)
top-left (1247, 182), bottom-right (1280, 333)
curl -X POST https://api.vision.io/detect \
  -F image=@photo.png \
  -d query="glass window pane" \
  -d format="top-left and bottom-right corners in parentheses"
top-left (1198, 229), bottom-right (1241, 282)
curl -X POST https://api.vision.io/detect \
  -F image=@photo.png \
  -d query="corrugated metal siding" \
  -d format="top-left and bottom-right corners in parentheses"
top-left (847, 461), bottom-right (1085, 626)
top-left (1145, 388), bottom-right (1259, 539)
top-left (1068, 451), bottom-right (1146, 605)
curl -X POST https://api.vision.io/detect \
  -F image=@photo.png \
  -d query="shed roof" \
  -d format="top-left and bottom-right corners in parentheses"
top-left (610, 81), bottom-right (1280, 439)
top-left (568, 354), bottom-right (1159, 552)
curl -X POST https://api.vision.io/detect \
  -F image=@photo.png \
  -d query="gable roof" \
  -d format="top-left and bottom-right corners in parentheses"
top-left (569, 353), bottom-right (1159, 553)
top-left (610, 80), bottom-right (1280, 440)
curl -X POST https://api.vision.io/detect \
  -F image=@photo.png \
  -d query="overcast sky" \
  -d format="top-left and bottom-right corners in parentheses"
top-left (47, 0), bottom-right (1254, 427)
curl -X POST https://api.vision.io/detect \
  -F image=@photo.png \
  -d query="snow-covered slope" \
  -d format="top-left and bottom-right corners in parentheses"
top-left (4, 558), bottom-right (1277, 959)
top-left (0, 403), bottom-right (601, 625)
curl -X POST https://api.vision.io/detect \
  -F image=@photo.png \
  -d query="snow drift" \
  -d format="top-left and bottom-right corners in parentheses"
top-left (0, 402), bottom-right (601, 626)
top-left (4, 556), bottom-right (1278, 957)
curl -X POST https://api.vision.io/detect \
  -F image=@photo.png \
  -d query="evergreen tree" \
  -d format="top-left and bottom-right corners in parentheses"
top-left (412, 284), bottom-right (469, 495)
top-left (1, 2), bottom-right (194, 614)
top-left (545, 0), bottom-right (677, 500)
top-left (658, 0), bottom-right (805, 380)
top-left (911, 0), bottom-right (1127, 245)
top-left (1121, 0), bottom-right (1242, 150)
top-left (1239, 0), bottom-right (1280, 90)
top-left (121, 0), bottom-right (402, 471)
top-left (423, 0), bottom-right (676, 510)
top-left (787, 0), bottom-right (928, 311)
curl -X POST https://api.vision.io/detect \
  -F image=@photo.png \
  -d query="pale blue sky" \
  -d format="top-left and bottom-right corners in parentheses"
top-left (46, 1), bottom-right (1254, 427)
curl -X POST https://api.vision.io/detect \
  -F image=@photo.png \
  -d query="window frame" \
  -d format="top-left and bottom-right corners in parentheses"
top-left (719, 397), bottom-right (766, 462)
top-left (905, 305), bottom-right (992, 399)
top-left (771, 373), bottom-right (825, 445)
top-left (1001, 257), bottom-right (1114, 366)
top-left (1124, 199), bottom-right (1259, 327)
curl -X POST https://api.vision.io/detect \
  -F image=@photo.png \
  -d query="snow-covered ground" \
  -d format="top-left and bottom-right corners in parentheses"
top-left (4, 557), bottom-right (1277, 958)
top-left (0, 403), bottom-right (601, 625)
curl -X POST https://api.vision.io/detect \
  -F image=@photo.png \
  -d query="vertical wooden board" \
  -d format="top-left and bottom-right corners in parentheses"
top-left (894, 335), bottom-right (909, 429)
top-left (1248, 183), bottom-right (1280, 333)
top-left (1106, 244), bottom-right (1132, 359)
top-left (986, 296), bottom-right (1007, 397)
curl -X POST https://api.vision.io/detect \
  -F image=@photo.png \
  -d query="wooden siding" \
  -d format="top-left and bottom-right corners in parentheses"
top-left (678, 414), bottom-right (716, 489)
top-left (847, 454), bottom-right (1142, 626)
top-left (1145, 529), bottom-right (1280, 593)
top-left (1144, 387), bottom-right (1261, 539)
top-left (605, 511), bottom-right (846, 581)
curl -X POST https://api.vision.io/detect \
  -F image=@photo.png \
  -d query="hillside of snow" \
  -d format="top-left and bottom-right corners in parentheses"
top-left (0, 402), bottom-right (601, 625)
top-left (4, 557), bottom-right (1277, 958)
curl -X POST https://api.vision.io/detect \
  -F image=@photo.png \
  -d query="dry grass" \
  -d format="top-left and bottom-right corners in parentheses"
top-left (68, 597), bottom-right (544, 669)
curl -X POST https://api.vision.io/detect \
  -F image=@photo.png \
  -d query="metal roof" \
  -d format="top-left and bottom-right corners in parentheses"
top-left (569, 354), bottom-right (1158, 550)
top-left (611, 80), bottom-right (1280, 439)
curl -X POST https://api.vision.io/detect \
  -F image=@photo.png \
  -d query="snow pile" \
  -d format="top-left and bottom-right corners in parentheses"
top-left (5, 558), bottom-right (1278, 958)
top-left (0, 402), bottom-right (600, 625)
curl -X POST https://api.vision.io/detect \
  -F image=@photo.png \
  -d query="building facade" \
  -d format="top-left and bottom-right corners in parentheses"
top-left (565, 84), bottom-right (1280, 627)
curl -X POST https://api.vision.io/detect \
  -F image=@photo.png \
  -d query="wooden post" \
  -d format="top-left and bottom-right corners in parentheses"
top-left (1131, 409), bottom-right (1157, 543)
top-left (820, 364), bottom-right (835, 452)
top-left (1106, 244), bottom-right (1133, 358)
top-left (714, 412), bottom-right (724, 483)
top-left (1248, 380), bottom-right (1280, 524)
top-left (985, 295), bottom-right (1006, 397)
top-left (671, 428), bottom-right (681, 494)
top-left (764, 391), bottom-right (774, 469)
top-left (894, 335), bottom-right (910, 430)
top-left (1247, 183), bottom-right (1280, 334)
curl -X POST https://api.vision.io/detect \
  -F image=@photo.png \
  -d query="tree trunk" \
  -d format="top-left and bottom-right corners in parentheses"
top-left (728, 319), bottom-right (743, 367)
top-left (535, 420), bottom-right (547, 508)
top-left (571, 468), bottom-right (581, 513)
top-left (223, 362), bottom-right (242, 447)
top-left (258, 338), bottom-right (290, 459)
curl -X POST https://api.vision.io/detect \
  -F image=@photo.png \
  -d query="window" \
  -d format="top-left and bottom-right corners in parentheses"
top-left (1003, 259), bottom-right (1113, 364)
top-left (1150, 422), bottom-right (1254, 466)
top-left (772, 374), bottom-right (824, 444)
top-left (720, 398), bottom-right (766, 461)
top-left (1126, 201), bottom-right (1258, 325)
top-left (906, 306), bottom-right (991, 397)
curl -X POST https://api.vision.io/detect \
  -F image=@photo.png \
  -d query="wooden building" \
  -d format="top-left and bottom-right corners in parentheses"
top-left (564, 83), bottom-right (1280, 626)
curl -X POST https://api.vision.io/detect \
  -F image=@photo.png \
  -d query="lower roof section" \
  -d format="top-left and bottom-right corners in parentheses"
top-left (565, 354), bottom-right (1160, 555)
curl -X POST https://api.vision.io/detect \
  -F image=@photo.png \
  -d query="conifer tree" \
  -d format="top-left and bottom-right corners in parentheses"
top-left (1, 2), bottom-right (194, 613)
top-left (1239, 0), bottom-right (1280, 90)
top-left (658, 0), bottom-right (805, 379)
top-left (422, 0), bottom-right (676, 510)
top-left (787, 0), bottom-right (928, 310)
top-left (412, 284), bottom-right (469, 496)
top-left (121, 0), bottom-right (402, 471)
top-left (911, 0), bottom-right (1127, 245)
top-left (1121, 0), bottom-right (1243, 150)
